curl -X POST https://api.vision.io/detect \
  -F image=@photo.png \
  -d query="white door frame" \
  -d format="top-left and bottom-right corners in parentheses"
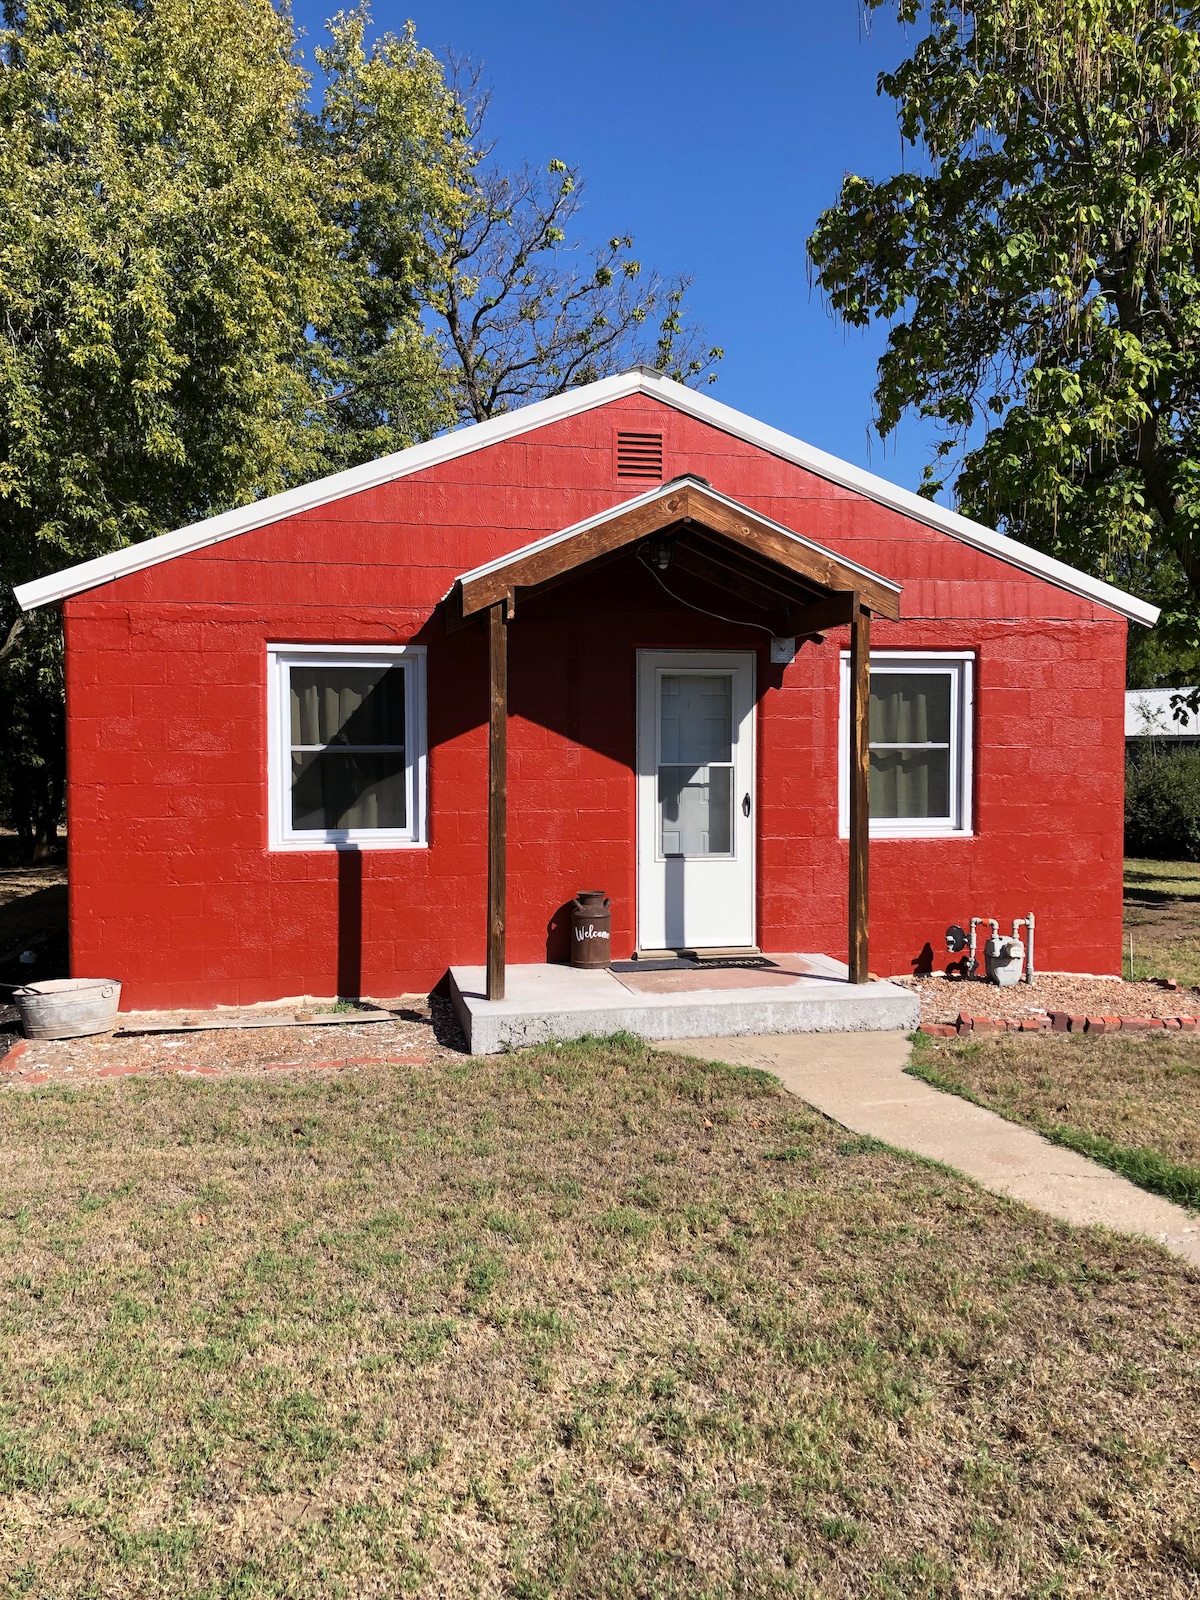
top-left (635, 649), bottom-right (756, 952)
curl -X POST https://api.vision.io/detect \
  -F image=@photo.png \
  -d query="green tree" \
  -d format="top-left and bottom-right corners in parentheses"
top-left (427, 149), bottom-right (722, 423)
top-left (0, 0), bottom-right (345, 587)
top-left (0, 0), bottom-right (457, 854)
top-left (808, 0), bottom-right (1200, 631)
top-left (0, 1), bottom-right (719, 857)
top-left (0, 0), bottom-right (336, 854)
top-left (303, 13), bottom-right (465, 468)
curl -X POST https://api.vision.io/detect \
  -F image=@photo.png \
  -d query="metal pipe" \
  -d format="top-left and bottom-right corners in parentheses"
top-left (969, 917), bottom-right (985, 974)
top-left (1009, 912), bottom-right (1035, 982)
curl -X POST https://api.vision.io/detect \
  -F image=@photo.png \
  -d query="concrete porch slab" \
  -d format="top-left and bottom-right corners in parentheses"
top-left (448, 955), bottom-right (919, 1056)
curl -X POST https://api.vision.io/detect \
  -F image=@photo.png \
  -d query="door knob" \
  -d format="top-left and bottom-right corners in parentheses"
top-left (742, 792), bottom-right (751, 817)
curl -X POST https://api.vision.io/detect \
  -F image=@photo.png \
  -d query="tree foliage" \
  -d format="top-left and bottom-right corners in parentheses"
top-left (0, 0), bottom-right (718, 855)
top-left (427, 137), bottom-right (722, 422)
top-left (303, 14), bottom-right (466, 468)
top-left (0, 0), bottom-right (357, 853)
top-left (0, 0), bottom-right (348, 587)
top-left (808, 0), bottom-right (1200, 627)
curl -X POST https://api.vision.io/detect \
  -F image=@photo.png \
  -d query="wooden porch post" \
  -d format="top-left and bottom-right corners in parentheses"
top-left (487, 600), bottom-right (508, 1001)
top-left (848, 595), bottom-right (870, 983)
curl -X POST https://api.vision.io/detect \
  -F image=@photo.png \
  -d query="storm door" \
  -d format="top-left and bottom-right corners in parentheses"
top-left (636, 651), bottom-right (755, 951)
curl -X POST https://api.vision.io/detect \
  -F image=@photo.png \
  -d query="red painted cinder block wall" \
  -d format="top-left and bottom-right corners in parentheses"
top-left (61, 394), bottom-right (1128, 1007)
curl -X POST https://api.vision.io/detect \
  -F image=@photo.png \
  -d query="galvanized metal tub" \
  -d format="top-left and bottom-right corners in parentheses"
top-left (13, 978), bottom-right (122, 1040)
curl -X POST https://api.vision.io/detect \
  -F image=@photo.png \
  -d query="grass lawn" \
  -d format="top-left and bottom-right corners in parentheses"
top-left (0, 1040), bottom-right (1198, 1597)
top-left (909, 1029), bottom-right (1200, 1211)
top-left (1124, 859), bottom-right (1200, 987)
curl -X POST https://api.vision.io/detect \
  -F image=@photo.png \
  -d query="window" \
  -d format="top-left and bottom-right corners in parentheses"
top-left (267, 645), bottom-right (426, 849)
top-left (839, 652), bottom-right (973, 837)
top-left (658, 672), bottom-right (735, 857)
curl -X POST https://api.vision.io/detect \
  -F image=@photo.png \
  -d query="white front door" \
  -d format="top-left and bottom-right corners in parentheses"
top-left (636, 651), bottom-right (756, 952)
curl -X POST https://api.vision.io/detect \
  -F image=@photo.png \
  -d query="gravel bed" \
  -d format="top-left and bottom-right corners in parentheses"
top-left (0, 996), bottom-right (467, 1085)
top-left (896, 973), bottom-right (1200, 1025)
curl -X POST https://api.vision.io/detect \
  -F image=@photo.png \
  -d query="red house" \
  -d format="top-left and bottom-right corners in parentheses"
top-left (16, 370), bottom-right (1155, 1046)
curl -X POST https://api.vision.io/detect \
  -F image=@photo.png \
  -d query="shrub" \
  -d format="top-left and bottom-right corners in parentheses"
top-left (1125, 749), bottom-right (1200, 860)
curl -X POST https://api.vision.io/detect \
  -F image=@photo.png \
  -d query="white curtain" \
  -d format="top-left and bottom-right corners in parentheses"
top-left (289, 665), bottom-right (407, 831)
top-left (869, 673), bottom-right (951, 819)
top-left (290, 666), bottom-right (404, 748)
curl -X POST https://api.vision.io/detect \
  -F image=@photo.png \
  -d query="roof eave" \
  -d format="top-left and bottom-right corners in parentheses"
top-left (12, 367), bottom-right (1160, 627)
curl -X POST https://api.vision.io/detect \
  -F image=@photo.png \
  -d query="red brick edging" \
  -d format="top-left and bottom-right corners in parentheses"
top-left (0, 1040), bottom-right (28, 1072)
top-left (920, 1012), bottom-right (1198, 1038)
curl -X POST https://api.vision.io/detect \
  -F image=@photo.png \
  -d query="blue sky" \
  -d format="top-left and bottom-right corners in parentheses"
top-left (292, 1), bottom-right (939, 492)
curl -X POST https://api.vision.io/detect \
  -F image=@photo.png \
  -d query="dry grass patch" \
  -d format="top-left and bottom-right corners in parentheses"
top-left (1125, 858), bottom-right (1200, 988)
top-left (0, 1036), bottom-right (1197, 1598)
top-left (910, 1028), bottom-right (1200, 1208)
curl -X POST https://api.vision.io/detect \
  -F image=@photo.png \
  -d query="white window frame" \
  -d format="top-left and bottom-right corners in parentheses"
top-left (839, 651), bottom-right (974, 838)
top-left (267, 643), bottom-right (427, 851)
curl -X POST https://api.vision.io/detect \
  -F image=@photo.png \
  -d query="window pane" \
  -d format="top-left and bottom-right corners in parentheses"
top-left (290, 665), bottom-right (406, 748)
top-left (870, 673), bottom-right (950, 745)
top-left (660, 674), bottom-right (733, 765)
top-left (659, 766), bottom-right (732, 855)
top-left (291, 751), bottom-right (408, 831)
top-left (870, 749), bottom-right (951, 819)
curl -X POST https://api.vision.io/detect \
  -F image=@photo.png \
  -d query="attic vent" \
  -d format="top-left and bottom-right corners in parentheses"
top-left (616, 431), bottom-right (663, 480)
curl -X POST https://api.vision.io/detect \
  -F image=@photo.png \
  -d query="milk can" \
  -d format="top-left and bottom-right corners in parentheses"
top-left (570, 891), bottom-right (612, 969)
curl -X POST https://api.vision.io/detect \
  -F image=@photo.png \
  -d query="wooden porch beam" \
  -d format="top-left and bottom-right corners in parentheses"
top-left (670, 544), bottom-right (792, 626)
top-left (458, 483), bottom-right (902, 622)
top-left (487, 601), bottom-right (508, 1001)
top-left (790, 591), bottom-right (856, 637)
top-left (679, 489), bottom-right (901, 621)
top-left (675, 535), bottom-right (824, 610)
top-left (461, 493), bottom-right (690, 615)
top-left (847, 595), bottom-right (870, 984)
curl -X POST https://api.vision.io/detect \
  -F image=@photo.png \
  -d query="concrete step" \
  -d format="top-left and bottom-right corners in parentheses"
top-left (449, 955), bottom-right (918, 1056)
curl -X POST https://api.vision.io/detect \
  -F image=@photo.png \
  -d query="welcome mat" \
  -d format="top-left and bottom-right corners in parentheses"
top-left (609, 956), bottom-right (778, 974)
top-left (612, 958), bottom-right (819, 996)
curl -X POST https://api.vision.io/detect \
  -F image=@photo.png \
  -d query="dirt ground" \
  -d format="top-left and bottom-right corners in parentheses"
top-left (0, 998), bottom-right (466, 1086)
top-left (0, 862), bottom-right (66, 987)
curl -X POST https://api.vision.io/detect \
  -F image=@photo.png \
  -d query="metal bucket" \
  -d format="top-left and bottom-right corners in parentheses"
top-left (13, 978), bottom-right (122, 1040)
top-left (570, 892), bottom-right (612, 969)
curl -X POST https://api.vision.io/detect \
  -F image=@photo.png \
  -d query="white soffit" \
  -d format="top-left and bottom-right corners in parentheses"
top-left (14, 367), bottom-right (1159, 625)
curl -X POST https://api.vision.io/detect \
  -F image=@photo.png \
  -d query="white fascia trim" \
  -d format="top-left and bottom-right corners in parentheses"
top-left (15, 365), bottom-right (1159, 626)
top-left (652, 384), bottom-right (1160, 628)
top-left (14, 371), bottom-right (648, 611)
top-left (451, 474), bottom-right (902, 598)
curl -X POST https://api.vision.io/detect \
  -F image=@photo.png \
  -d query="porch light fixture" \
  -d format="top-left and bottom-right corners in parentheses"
top-left (644, 534), bottom-right (674, 571)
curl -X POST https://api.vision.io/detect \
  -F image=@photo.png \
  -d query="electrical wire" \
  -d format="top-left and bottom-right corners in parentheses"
top-left (637, 548), bottom-right (778, 637)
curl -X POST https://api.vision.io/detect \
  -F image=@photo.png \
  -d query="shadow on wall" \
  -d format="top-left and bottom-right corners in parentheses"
top-left (663, 856), bottom-right (685, 951)
top-left (338, 846), bottom-right (362, 999)
top-left (546, 900), bottom-right (573, 964)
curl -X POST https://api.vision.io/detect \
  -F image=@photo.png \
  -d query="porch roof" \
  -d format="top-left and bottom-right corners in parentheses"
top-left (463, 475), bottom-right (883, 1005)
top-left (452, 476), bottom-right (903, 624)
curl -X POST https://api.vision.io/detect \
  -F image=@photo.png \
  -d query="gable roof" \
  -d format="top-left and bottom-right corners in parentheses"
top-left (13, 367), bottom-right (1159, 625)
top-left (454, 476), bottom-right (902, 621)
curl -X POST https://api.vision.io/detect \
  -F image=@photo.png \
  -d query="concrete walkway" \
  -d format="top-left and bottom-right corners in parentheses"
top-left (675, 1032), bottom-right (1200, 1268)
